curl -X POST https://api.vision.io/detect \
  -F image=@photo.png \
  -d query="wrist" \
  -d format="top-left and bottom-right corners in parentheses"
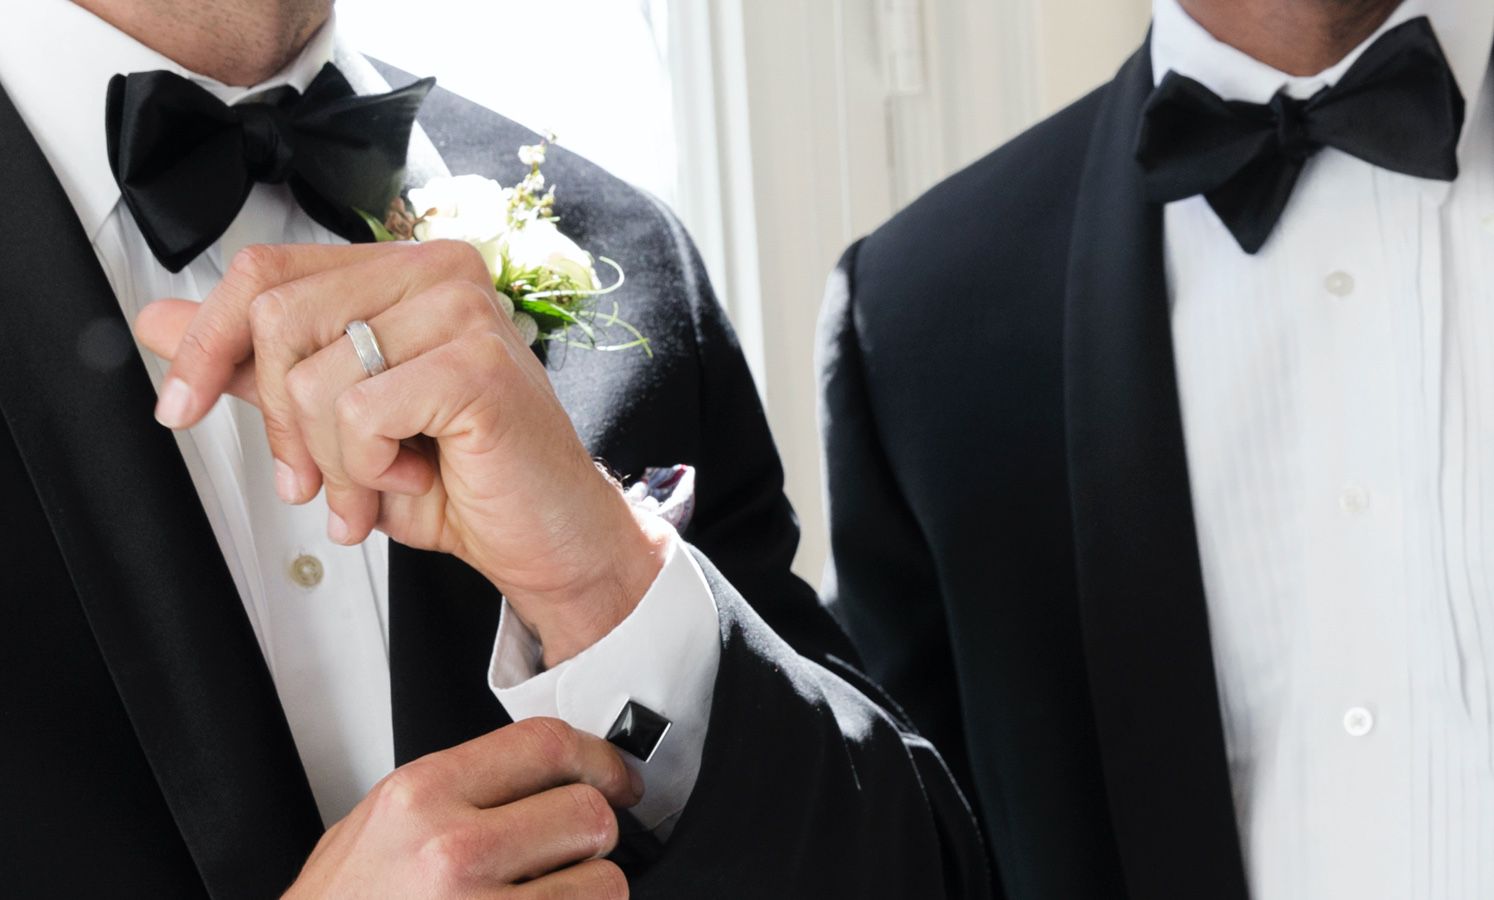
top-left (503, 493), bottom-right (673, 668)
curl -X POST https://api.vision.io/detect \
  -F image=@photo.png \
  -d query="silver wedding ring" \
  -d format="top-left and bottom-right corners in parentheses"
top-left (345, 320), bottom-right (388, 378)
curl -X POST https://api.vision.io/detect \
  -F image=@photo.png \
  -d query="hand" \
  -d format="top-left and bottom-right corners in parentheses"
top-left (135, 241), bottom-right (670, 664)
top-left (285, 718), bottom-right (637, 899)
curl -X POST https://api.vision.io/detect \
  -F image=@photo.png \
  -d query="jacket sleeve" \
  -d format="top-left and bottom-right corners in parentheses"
top-left (816, 239), bottom-right (979, 805)
top-left (626, 553), bottom-right (992, 900)
top-left (622, 213), bottom-right (990, 897)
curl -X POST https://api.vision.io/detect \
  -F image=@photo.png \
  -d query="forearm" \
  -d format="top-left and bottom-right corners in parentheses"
top-left (494, 490), bottom-right (676, 668)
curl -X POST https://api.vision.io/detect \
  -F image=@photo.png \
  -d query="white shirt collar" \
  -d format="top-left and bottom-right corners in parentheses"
top-left (0, 0), bottom-right (339, 242)
top-left (1151, 0), bottom-right (1494, 121)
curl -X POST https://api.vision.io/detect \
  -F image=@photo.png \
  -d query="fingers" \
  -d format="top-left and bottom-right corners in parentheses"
top-left (144, 242), bottom-right (398, 429)
top-left (508, 860), bottom-right (629, 899)
top-left (404, 798), bottom-right (624, 898)
top-left (420, 718), bottom-right (642, 812)
top-left (251, 269), bottom-right (402, 506)
top-left (134, 298), bottom-right (199, 363)
top-left (331, 322), bottom-right (572, 551)
top-left (134, 240), bottom-right (512, 545)
top-left (459, 785), bottom-right (622, 885)
top-left (335, 330), bottom-right (513, 476)
top-left (328, 337), bottom-right (492, 548)
top-left (248, 247), bottom-right (497, 505)
top-left (134, 299), bottom-right (261, 404)
top-left (273, 280), bottom-right (505, 542)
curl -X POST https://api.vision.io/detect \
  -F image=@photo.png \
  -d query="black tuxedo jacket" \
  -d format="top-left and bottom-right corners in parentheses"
top-left (820, 42), bottom-right (1253, 900)
top-left (0, 63), bottom-right (988, 898)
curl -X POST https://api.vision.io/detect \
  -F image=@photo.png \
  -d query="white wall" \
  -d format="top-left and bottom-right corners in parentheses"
top-left (1032, 0), bottom-right (1153, 113)
top-left (728, 0), bottom-right (1151, 582)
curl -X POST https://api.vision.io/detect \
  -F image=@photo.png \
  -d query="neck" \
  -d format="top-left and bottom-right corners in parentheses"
top-left (1178, 0), bottom-right (1404, 75)
top-left (72, 0), bottom-right (333, 86)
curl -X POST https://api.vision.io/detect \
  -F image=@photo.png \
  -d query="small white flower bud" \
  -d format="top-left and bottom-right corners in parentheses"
top-left (518, 143), bottom-right (547, 167)
top-left (512, 311), bottom-right (540, 346)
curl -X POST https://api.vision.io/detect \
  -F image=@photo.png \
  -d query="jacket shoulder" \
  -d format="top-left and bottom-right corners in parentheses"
top-left (417, 90), bottom-right (666, 232)
top-left (818, 83), bottom-right (1111, 456)
top-left (837, 86), bottom-right (1107, 370)
top-left (858, 86), bottom-right (1105, 297)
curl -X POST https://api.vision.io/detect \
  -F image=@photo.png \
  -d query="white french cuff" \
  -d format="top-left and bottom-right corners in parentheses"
top-left (488, 523), bottom-right (721, 838)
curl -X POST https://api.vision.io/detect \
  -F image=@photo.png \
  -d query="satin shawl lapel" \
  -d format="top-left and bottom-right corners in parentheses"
top-left (1062, 45), bottom-right (1249, 900)
top-left (0, 86), bottom-right (321, 898)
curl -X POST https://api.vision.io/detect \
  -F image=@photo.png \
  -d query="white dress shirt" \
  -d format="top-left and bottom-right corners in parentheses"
top-left (1155, 0), bottom-right (1494, 897)
top-left (0, 0), bottom-right (718, 834)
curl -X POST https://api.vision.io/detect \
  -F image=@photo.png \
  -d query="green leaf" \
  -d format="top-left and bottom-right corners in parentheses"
top-left (355, 208), bottom-right (398, 242)
top-left (518, 297), bottom-right (595, 342)
top-left (516, 297), bottom-right (582, 325)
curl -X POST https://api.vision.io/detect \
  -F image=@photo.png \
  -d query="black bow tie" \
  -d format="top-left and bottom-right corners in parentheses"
top-left (105, 63), bottom-right (434, 272)
top-left (1134, 16), bottom-right (1464, 254)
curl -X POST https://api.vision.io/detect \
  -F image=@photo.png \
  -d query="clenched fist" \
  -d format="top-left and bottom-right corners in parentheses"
top-left (284, 719), bottom-right (638, 899)
top-left (135, 240), bottom-right (671, 665)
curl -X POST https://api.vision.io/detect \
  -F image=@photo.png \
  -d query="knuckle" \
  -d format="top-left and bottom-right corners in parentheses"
top-left (420, 284), bottom-right (483, 339)
top-left (248, 291), bottom-right (290, 341)
top-left (519, 717), bottom-right (581, 773)
top-left (227, 244), bottom-right (286, 286)
top-left (334, 386), bottom-right (372, 435)
top-left (260, 411), bottom-right (301, 447)
top-left (176, 321), bottom-right (222, 363)
top-left (456, 329), bottom-right (510, 372)
top-left (447, 280), bottom-right (500, 327)
top-left (412, 239), bottom-right (466, 268)
top-left (599, 747), bottom-right (631, 794)
top-left (418, 239), bottom-right (490, 284)
top-left (402, 753), bottom-right (460, 797)
top-left (283, 364), bottom-right (321, 416)
top-left (562, 783), bottom-right (618, 849)
top-left (370, 767), bottom-right (424, 819)
top-left (416, 826), bottom-right (481, 888)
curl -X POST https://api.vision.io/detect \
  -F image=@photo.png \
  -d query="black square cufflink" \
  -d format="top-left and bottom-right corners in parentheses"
top-left (605, 700), bottom-right (672, 763)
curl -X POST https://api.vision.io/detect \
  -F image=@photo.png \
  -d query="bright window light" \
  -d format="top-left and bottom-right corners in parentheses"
top-left (339, 0), bottom-right (680, 208)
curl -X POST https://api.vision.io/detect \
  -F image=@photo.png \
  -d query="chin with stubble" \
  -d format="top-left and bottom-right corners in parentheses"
top-left (1180, 0), bottom-right (1404, 74)
top-left (73, 0), bottom-right (335, 85)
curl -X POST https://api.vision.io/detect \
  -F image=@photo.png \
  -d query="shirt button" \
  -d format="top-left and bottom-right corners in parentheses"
top-left (1339, 485), bottom-right (1371, 516)
top-left (1343, 706), bottom-right (1375, 737)
top-left (1324, 271), bottom-right (1355, 297)
top-left (289, 554), bottom-right (324, 588)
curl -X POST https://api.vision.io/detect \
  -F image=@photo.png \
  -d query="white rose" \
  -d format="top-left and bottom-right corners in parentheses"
top-left (500, 219), bottom-right (599, 292)
top-left (407, 175), bottom-right (512, 277)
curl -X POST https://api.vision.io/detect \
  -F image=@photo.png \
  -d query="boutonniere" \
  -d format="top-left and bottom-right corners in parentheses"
top-left (360, 138), bottom-right (650, 356)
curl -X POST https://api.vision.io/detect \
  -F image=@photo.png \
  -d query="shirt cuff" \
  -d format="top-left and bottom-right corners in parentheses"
top-left (488, 525), bottom-right (721, 836)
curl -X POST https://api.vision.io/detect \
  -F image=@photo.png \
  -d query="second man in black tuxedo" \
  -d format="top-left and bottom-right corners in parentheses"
top-left (821, 0), bottom-right (1494, 898)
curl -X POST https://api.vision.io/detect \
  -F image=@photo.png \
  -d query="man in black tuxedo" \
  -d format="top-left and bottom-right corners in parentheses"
top-left (0, 0), bottom-right (988, 897)
top-left (822, 0), bottom-right (1494, 898)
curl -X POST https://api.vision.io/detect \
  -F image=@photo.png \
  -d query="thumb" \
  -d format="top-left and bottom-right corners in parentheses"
top-left (134, 299), bottom-right (261, 408)
top-left (133, 298), bottom-right (199, 361)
